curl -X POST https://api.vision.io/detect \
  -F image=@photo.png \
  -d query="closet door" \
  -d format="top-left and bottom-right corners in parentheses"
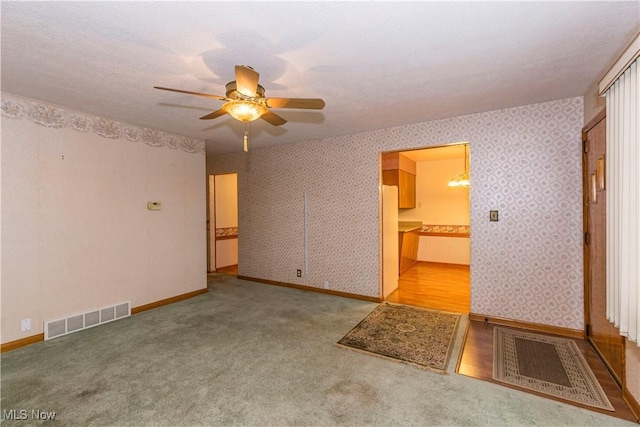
top-left (583, 110), bottom-right (625, 385)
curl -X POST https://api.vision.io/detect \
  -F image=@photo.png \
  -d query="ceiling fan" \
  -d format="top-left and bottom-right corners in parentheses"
top-left (154, 65), bottom-right (325, 127)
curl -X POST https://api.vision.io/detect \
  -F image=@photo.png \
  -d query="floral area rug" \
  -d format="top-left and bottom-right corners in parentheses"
top-left (493, 327), bottom-right (614, 411)
top-left (337, 302), bottom-right (460, 373)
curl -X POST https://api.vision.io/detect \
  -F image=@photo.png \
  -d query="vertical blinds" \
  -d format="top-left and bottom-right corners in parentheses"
top-left (605, 56), bottom-right (639, 345)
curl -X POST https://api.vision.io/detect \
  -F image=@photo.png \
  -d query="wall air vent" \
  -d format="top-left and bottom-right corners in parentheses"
top-left (44, 301), bottom-right (131, 340)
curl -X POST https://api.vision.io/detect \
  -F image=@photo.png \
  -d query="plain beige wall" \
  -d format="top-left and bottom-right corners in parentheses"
top-left (214, 173), bottom-right (238, 228)
top-left (399, 158), bottom-right (470, 224)
top-left (216, 239), bottom-right (238, 268)
top-left (1, 96), bottom-right (206, 344)
top-left (214, 173), bottom-right (238, 268)
top-left (418, 236), bottom-right (470, 265)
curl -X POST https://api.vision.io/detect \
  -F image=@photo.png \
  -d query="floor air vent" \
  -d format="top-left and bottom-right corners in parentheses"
top-left (44, 302), bottom-right (130, 340)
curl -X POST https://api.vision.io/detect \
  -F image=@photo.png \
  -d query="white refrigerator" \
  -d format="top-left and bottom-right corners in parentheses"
top-left (382, 185), bottom-right (399, 298)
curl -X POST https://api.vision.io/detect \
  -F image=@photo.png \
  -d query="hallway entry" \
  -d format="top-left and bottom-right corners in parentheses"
top-left (207, 173), bottom-right (238, 273)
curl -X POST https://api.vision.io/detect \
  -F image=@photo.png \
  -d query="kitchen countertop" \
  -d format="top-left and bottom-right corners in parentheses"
top-left (398, 221), bottom-right (422, 233)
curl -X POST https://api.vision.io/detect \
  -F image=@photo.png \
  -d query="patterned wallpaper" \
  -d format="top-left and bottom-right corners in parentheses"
top-left (211, 97), bottom-right (585, 330)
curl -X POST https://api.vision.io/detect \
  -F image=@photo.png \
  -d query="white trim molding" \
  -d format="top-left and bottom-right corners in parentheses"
top-left (599, 33), bottom-right (640, 96)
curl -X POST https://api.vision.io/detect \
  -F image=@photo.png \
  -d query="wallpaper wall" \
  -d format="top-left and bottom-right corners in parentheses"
top-left (211, 97), bottom-right (585, 330)
top-left (1, 93), bottom-right (206, 344)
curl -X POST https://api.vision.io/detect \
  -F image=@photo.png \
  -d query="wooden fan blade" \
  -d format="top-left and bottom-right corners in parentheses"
top-left (266, 98), bottom-right (325, 109)
top-left (154, 86), bottom-right (227, 101)
top-left (235, 65), bottom-right (260, 97)
top-left (260, 110), bottom-right (287, 126)
top-left (199, 109), bottom-right (227, 120)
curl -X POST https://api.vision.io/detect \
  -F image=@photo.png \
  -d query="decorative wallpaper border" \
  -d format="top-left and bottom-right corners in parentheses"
top-left (420, 224), bottom-right (470, 237)
top-left (215, 227), bottom-right (238, 238)
top-left (0, 92), bottom-right (205, 154)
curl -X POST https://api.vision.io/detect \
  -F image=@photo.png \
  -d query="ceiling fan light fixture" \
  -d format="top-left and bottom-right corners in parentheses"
top-left (221, 100), bottom-right (267, 122)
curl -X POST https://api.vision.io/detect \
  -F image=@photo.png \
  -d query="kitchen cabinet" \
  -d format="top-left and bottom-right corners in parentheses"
top-left (398, 169), bottom-right (416, 208)
top-left (398, 223), bottom-right (421, 274)
top-left (382, 153), bottom-right (416, 208)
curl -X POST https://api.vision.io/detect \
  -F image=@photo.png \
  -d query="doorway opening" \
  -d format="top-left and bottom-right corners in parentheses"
top-left (380, 144), bottom-right (471, 313)
top-left (207, 173), bottom-right (239, 276)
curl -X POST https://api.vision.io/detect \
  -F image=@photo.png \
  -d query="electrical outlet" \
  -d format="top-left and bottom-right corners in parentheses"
top-left (21, 318), bottom-right (31, 332)
top-left (489, 210), bottom-right (499, 222)
top-left (296, 269), bottom-right (302, 277)
top-left (323, 281), bottom-right (329, 289)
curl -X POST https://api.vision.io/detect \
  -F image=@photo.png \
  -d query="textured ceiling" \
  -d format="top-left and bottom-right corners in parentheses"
top-left (1, 2), bottom-right (638, 155)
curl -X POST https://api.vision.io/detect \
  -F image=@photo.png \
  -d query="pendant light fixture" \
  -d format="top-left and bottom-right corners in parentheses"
top-left (448, 144), bottom-right (470, 187)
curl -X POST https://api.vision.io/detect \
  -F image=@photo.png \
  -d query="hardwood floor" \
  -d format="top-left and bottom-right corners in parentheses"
top-left (457, 320), bottom-right (638, 422)
top-left (386, 261), bottom-right (470, 313)
top-left (215, 264), bottom-right (238, 276)
top-left (386, 262), bottom-right (636, 421)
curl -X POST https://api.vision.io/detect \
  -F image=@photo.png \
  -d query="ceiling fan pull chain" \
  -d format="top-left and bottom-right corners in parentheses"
top-left (243, 125), bottom-right (249, 153)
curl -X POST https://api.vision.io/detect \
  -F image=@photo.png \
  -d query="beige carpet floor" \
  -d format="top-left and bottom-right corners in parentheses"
top-left (1, 276), bottom-right (633, 426)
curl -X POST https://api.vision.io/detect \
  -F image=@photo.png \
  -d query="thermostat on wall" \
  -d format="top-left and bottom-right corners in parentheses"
top-left (147, 202), bottom-right (162, 211)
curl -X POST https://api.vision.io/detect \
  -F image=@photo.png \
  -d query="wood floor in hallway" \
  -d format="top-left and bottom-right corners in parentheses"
top-left (215, 264), bottom-right (238, 276)
top-left (458, 321), bottom-right (638, 422)
top-left (386, 261), bottom-right (470, 313)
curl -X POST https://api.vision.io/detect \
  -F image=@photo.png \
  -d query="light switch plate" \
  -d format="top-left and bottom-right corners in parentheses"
top-left (489, 210), bottom-right (499, 222)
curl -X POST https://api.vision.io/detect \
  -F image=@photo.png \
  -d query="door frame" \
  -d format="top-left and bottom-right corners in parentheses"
top-left (207, 174), bottom-right (216, 273)
top-left (378, 144), bottom-right (471, 309)
top-left (208, 173), bottom-right (239, 273)
top-left (582, 107), bottom-right (625, 387)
